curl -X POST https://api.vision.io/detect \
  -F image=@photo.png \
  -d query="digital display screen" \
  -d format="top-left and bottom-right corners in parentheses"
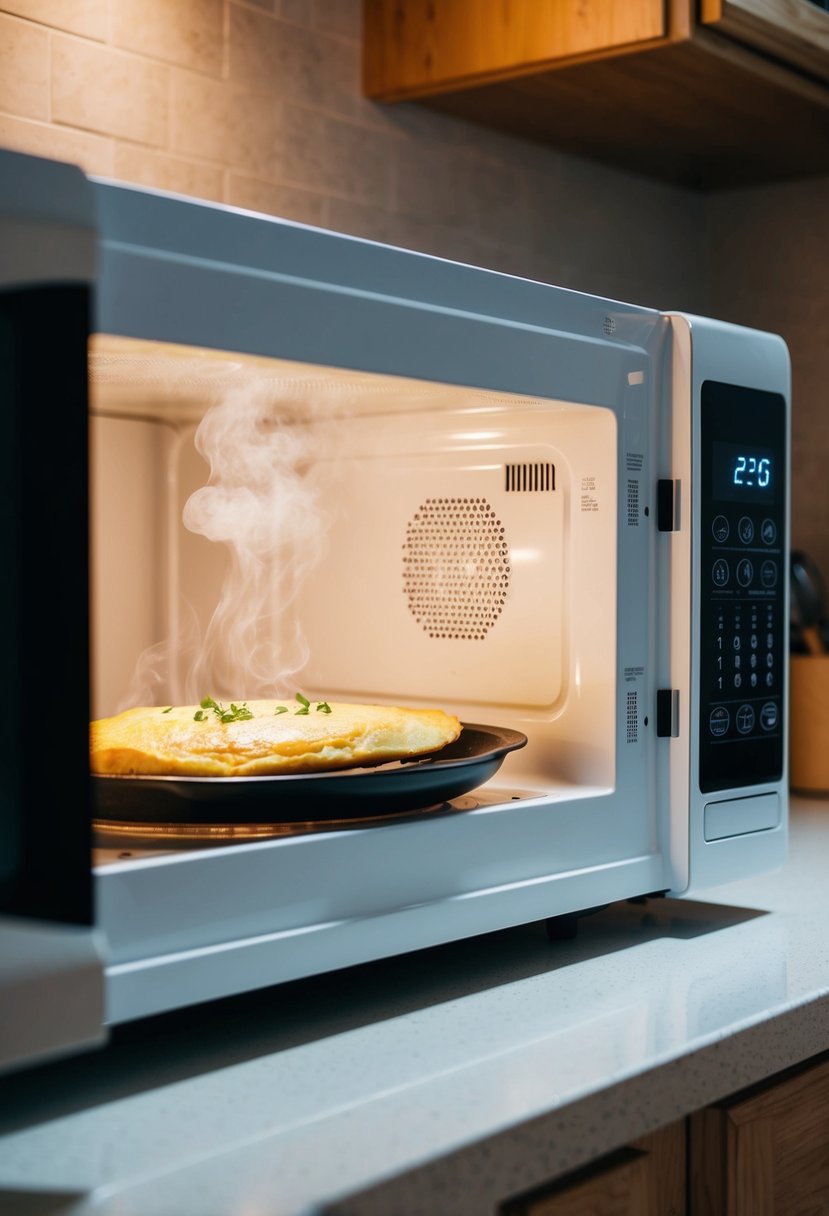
top-left (712, 441), bottom-right (775, 503)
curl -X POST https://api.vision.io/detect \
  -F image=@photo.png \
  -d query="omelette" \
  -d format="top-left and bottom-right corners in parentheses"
top-left (90, 696), bottom-right (462, 778)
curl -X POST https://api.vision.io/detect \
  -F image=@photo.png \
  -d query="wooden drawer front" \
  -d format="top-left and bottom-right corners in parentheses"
top-left (690, 1054), bottom-right (829, 1215)
top-left (502, 1123), bottom-right (685, 1216)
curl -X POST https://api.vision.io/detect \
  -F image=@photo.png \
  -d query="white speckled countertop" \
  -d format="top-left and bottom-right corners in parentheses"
top-left (2, 796), bottom-right (829, 1216)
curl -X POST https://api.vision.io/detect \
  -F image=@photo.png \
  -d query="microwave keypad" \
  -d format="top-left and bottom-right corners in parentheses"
top-left (699, 382), bottom-right (786, 794)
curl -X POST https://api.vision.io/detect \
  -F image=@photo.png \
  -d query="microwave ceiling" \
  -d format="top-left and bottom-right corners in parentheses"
top-left (88, 334), bottom-right (569, 425)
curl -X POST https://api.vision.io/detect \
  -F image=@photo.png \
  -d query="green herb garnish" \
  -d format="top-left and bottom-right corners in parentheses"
top-left (194, 696), bottom-right (254, 723)
top-left (161, 706), bottom-right (173, 714)
top-left (316, 701), bottom-right (332, 714)
top-left (274, 705), bottom-right (289, 715)
top-left (295, 692), bottom-right (311, 715)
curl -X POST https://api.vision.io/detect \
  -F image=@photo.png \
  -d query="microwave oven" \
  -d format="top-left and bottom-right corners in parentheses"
top-left (0, 149), bottom-right (790, 1074)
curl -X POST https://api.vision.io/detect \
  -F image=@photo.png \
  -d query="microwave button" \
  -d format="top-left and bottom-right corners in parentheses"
top-left (736, 704), bottom-right (755, 734)
top-left (709, 706), bottom-right (730, 737)
top-left (761, 518), bottom-right (777, 545)
top-left (704, 793), bottom-right (780, 841)
top-left (712, 514), bottom-right (730, 543)
top-left (737, 558), bottom-right (754, 587)
top-left (712, 558), bottom-right (730, 587)
top-left (761, 559), bottom-right (778, 588)
top-left (760, 701), bottom-right (779, 730)
top-left (738, 516), bottom-right (755, 544)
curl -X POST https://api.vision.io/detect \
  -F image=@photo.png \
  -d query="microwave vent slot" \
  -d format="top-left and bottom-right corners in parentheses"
top-left (626, 691), bottom-right (638, 744)
top-left (505, 463), bottom-right (555, 492)
top-left (402, 497), bottom-right (510, 641)
top-left (627, 479), bottom-right (640, 526)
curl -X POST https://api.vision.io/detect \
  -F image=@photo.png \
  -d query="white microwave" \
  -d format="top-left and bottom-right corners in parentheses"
top-left (0, 149), bottom-right (790, 1074)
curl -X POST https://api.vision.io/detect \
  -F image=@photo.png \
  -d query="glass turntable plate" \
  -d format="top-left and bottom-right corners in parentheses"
top-left (91, 723), bottom-right (527, 825)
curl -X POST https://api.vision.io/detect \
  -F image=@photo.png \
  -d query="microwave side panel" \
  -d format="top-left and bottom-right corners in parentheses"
top-left (666, 313), bottom-right (790, 895)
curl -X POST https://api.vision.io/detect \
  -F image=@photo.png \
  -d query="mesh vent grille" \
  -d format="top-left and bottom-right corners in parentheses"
top-left (627, 479), bottom-right (640, 526)
top-left (403, 497), bottom-right (510, 640)
top-left (505, 463), bottom-right (555, 492)
top-left (626, 691), bottom-right (638, 743)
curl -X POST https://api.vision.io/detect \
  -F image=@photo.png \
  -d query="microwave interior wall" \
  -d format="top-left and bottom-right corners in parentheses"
top-left (90, 336), bottom-right (622, 795)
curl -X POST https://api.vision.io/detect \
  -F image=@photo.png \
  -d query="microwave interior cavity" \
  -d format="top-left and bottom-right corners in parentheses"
top-left (89, 334), bottom-right (618, 796)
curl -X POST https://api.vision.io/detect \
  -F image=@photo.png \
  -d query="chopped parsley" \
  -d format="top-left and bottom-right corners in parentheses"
top-left (194, 696), bottom-right (254, 723)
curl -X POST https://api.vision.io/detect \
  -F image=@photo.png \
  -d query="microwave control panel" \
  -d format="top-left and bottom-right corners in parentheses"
top-left (699, 380), bottom-right (787, 794)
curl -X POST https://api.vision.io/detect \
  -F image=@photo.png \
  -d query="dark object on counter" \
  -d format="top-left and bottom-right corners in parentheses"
top-left (790, 550), bottom-right (829, 654)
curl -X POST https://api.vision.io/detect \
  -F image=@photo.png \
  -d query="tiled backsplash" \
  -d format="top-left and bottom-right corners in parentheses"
top-left (0, 0), bottom-right (708, 308)
top-left (0, 0), bottom-right (826, 573)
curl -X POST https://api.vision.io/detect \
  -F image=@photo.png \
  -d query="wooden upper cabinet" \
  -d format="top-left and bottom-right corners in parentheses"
top-left (363, 0), bottom-right (677, 100)
top-left (363, 0), bottom-right (829, 189)
top-left (700, 0), bottom-right (829, 83)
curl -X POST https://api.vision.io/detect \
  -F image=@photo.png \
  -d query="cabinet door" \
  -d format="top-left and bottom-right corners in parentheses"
top-left (502, 1122), bottom-right (685, 1216)
top-left (700, 0), bottom-right (829, 83)
top-left (363, 0), bottom-right (669, 100)
top-left (690, 1054), bottom-right (829, 1216)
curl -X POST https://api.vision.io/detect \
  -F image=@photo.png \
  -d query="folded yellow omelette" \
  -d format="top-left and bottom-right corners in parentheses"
top-left (90, 698), bottom-right (462, 778)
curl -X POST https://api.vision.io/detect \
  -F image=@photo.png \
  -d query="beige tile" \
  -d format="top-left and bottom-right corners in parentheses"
top-left (229, 6), bottom-right (357, 116)
top-left (392, 140), bottom-right (484, 228)
top-left (311, 0), bottom-right (360, 39)
top-left (113, 143), bottom-right (224, 201)
top-left (0, 0), bottom-right (108, 38)
top-left (226, 172), bottom-right (327, 225)
top-left (0, 112), bottom-right (114, 175)
top-left (276, 103), bottom-right (392, 207)
top-left (172, 70), bottom-right (284, 178)
top-left (52, 35), bottom-right (170, 146)
top-left (325, 196), bottom-right (410, 245)
top-left (278, 0), bottom-right (311, 24)
top-left (0, 13), bottom-right (49, 120)
top-left (111, 0), bottom-right (223, 76)
top-left (281, 0), bottom-right (359, 35)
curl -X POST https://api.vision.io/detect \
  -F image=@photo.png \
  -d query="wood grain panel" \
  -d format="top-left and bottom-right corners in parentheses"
top-left (364, 0), bottom-right (829, 187)
top-left (363, 0), bottom-right (667, 99)
top-left (700, 0), bottom-right (829, 84)
top-left (690, 1053), bottom-right (829, 1216)
top-left (417, 36), bottom-right (829, 188)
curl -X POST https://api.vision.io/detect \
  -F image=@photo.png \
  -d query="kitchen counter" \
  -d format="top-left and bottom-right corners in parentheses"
top-left (1, 796), bottom-right (829, 1216)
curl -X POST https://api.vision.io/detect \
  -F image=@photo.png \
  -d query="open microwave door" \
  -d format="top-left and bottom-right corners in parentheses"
top-left (0, 149), bottom-right (106, 1072)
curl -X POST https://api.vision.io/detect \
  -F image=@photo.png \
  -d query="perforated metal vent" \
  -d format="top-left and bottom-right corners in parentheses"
top-left (603, 315), bottom-right (616, 336)
top-left (627, 479), bottom-right (640, 526)
top-left (626, 691), bottom-right (638, 743)
top-left (403, 497), bottom-right (510, 640)
top-left (505, 463), bottom-right (555, 492)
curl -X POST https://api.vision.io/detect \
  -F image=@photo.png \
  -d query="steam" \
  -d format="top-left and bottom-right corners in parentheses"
top-left (181, 384), bottom-right (327, 701)
top-left (121, 379), bottom-right (330, 709)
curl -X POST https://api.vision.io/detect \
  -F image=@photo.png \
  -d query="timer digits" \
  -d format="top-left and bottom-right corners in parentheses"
top-left (733, 455), bottom-right (771, 489)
